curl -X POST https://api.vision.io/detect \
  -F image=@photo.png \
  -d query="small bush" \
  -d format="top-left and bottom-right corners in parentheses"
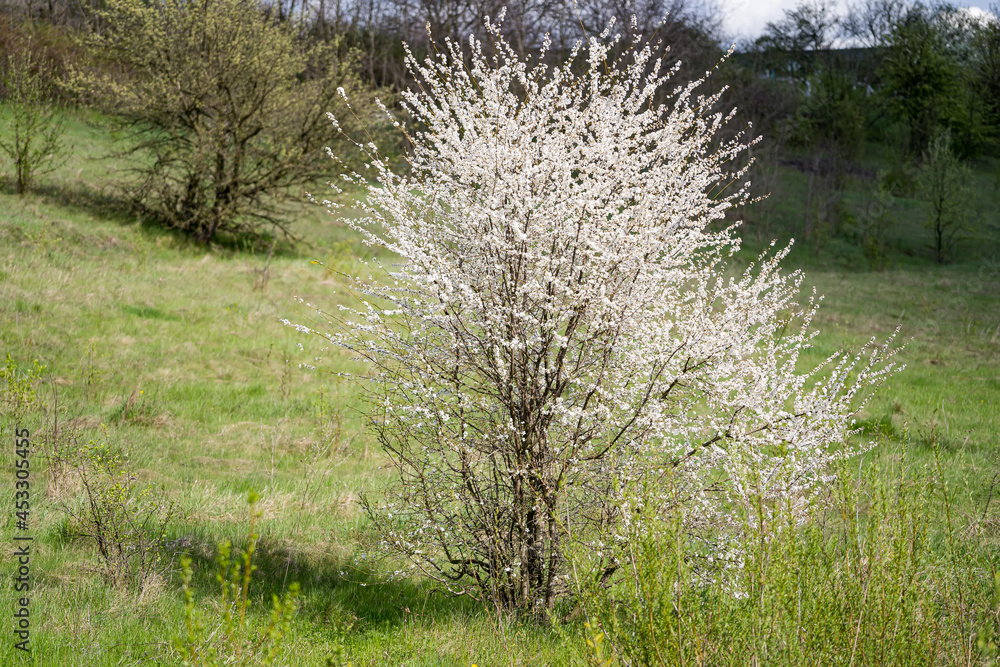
top-left (0, 42), bottom-right (67, 194)
top-left (853, 170), bottom-right (896, 269)
top-left (0, 353), bottom-right (44, 425)
top-left (0, 16), bottom-right (81, 105)
top-left (62, 428), bottom-right (176, 590)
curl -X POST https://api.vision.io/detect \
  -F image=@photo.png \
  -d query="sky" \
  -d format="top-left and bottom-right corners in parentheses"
top-left (717, 0), bottom-right (994, 42)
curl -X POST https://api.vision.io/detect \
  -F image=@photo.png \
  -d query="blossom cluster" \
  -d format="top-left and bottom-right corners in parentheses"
top-left (297, 14), bottom-right (901, 611)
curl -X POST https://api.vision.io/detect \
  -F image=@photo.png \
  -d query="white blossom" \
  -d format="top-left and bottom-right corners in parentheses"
top-left (294, 17), bottom-right (902, 613)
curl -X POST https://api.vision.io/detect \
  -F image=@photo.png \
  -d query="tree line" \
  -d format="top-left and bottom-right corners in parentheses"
top-left (0, 0), bottom-right (997, 260)
top-left (735, 0), bottom-right (1000, 263)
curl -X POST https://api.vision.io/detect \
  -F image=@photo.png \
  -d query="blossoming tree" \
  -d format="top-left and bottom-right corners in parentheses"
top-left (297, 16), bottom-right (900, 614)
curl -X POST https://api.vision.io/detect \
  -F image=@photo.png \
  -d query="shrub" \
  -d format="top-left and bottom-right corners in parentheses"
top-left (62, 428), bottom-right (176, 590)
top-left (301, 17), bottom-right (901, 614)
top-left (0, 16), bottom-right (82, 106)
top-left (0, 353), bottom-right (44, 424)
top-left (72, 0), bottom-right (378, 244)
top-left (0, 42), bottom-right (67, 194)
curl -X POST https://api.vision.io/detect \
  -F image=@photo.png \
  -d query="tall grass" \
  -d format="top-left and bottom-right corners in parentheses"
top-left (573, 442), bottom-right (1000, 666)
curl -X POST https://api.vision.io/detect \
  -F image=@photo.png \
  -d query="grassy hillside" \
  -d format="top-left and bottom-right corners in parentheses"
top-left (1, 110), bottom-right (998, 665)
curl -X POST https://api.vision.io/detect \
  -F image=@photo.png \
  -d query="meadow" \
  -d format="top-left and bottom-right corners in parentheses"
top-left (1, 109), bottom-right (999, 666)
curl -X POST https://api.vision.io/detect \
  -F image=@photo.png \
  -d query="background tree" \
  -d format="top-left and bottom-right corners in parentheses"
top-left (878, 3), bottom-right (966, 157)
top-left (971, 4), bottom-right (1000, 149)
top-left (843, 0), bottom-right (907, 49)
top-left (0, 43), bottom-right (66, 194)
top-left (917, 130), bottom-right (974, 263)
top-left (758, 0), bottom-right (841, 84)
top-left (842, 0), bottom-right (907, 89)
top-left (73, 0), bottom-right (378, 244)
top-left (305, 21), bottom-right (900, 614)
top-left (755, 1), bottom-right (863, 248)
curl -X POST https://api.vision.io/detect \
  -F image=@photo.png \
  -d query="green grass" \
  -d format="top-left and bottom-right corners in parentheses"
top-left (0, 108), bottom-right (998, 665)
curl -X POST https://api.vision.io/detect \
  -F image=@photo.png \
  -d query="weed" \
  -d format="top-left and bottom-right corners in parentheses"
top-left (0, 352), bottom-right (44, 424)
top-left (175, 490), bottom-right (303, 666)
top-left (37, 385), bottom-right (81, 499)
top-left (252, 238), bottom-right (276, 291)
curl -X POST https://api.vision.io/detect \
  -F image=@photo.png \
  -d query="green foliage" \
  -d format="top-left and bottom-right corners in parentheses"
top-left (0, 15), bottom-right (84, 104)
top-left (971, 9), bottom-right (1000, 150)
top-left (793, 70), bottom-right (866, 166)
top-left (574, 449), bottom-right (999, 666)
top-left (976, 9), bottom-right (1000, 89)
top-left (73, 0), bottom-right (378, 244)
top-left (0, 42), bottom-right (67, 194)
top-left (878, 5), bottom-right (975, 157)
top-left (581, 617), bottom-right (614, 667)
top-left (175, 490), bottom-right (302, 667)
top-left (0, 353), bottom-right (44, 424)
top-left (916, 130), bottom-right (975, 264)
top-left (63, 427), bottom-right (177, 590)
